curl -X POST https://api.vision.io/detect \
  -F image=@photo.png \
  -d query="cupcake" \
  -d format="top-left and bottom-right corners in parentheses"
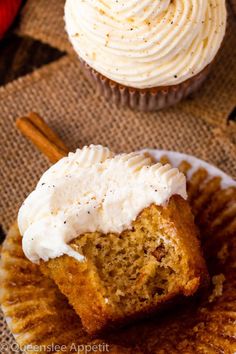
top-left (1, 149), bottom-right (236, 353)
top-left (64, 0), bottom-right (227, 111)
top-left (17, 145), bottom-right (207, 335)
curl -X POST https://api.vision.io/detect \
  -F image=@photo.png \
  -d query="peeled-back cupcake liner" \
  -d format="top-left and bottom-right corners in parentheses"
top-left (0, 151), bottom-right (236, 353)
top-left (146, 150), bottom-right (236, 189)
top-left (80, 60), bottom-right (212, 112)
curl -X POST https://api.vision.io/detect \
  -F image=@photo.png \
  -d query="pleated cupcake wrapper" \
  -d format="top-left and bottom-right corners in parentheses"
top-left (0, 152), bottom-right (236, 354)
top-left (81, 61), bottom-right (212, 112)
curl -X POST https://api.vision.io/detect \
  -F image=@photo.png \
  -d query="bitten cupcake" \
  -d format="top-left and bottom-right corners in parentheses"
top-left (17, 145), bottom-right (208, 335)
top-left (65, 0), bottom-right (227, 111)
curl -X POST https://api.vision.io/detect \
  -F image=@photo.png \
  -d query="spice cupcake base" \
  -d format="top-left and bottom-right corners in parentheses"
top-left (80, 61), bottom-right (212, 112)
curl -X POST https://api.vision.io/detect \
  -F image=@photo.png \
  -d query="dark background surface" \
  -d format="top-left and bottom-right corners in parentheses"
top-left (0, 33), bottom-right (64, 86)
top-left (0, 1), bottom-right (65, 86)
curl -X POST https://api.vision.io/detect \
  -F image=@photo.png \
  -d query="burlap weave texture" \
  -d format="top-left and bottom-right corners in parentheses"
top-left (17, 0), bottom-right (71, 53)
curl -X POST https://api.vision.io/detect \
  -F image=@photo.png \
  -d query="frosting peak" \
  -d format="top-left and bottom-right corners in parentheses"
top-left (65, 0), bottom-right (226, 88)
top-left (18, 145), bottom-right (187, 263)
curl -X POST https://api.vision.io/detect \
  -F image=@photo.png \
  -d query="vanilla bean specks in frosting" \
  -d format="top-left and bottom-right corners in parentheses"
top-left (18, 145), bottom-right (187, 263)
top-left (65, 0), bottom-right (226, 88)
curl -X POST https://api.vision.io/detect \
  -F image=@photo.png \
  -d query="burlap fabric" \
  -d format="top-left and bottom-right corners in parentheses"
top-left (0, 317), bottom-right (21, 354)
top-left (16, 0), bottom-right (72, 53)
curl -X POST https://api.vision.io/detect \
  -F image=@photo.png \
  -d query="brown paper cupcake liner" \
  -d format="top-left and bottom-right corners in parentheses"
top-left (80, 61), bottom-right (212, 112)
top-left (0, 153), bottom-right (236, 353)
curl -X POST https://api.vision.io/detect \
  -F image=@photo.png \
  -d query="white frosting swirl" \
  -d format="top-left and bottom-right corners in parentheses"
top-left (18, 145), bottom-right (187, 263)
top-left (65, 0), bottom-right (226, 88)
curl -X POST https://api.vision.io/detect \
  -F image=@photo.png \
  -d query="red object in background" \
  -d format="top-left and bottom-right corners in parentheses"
top-left (0, 0), bottom-right (22, 39)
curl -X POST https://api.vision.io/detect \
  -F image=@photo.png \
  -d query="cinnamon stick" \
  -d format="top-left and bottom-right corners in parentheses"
top-left (16, 115), bottom-right (68, 163)
top-left (27, 112), bottom-right (69, 152)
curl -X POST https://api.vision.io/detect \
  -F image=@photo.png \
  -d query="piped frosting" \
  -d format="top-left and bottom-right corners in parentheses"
top-left (18, 145), bottom-right (187, 263)
top-left (65, 0), bottom-right (226, 88)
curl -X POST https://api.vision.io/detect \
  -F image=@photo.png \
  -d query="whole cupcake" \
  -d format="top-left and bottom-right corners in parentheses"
top-left (65, 1), bottom-right (227, 111)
